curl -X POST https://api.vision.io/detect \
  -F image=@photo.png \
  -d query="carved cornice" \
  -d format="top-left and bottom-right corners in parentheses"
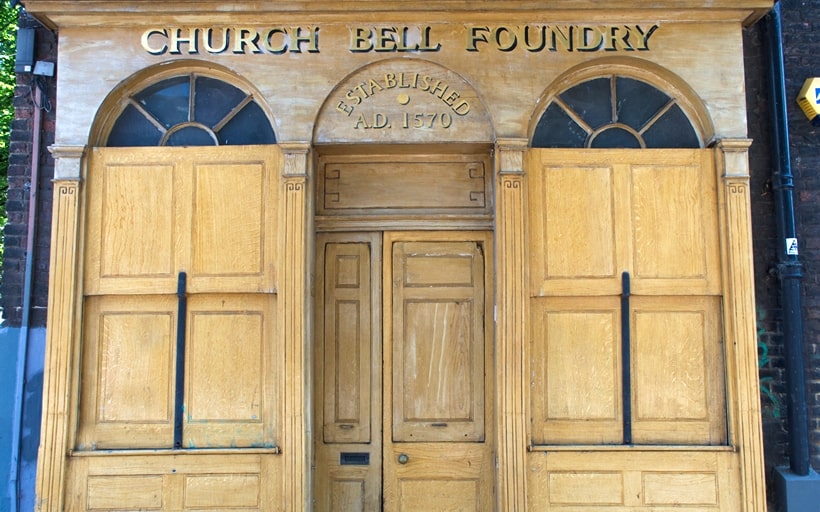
top-left (23, 1), bottom-right (774, 29)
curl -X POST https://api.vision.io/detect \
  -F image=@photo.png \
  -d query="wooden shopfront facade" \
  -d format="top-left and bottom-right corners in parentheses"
top-left (26, 1), bottom-right (771, 510)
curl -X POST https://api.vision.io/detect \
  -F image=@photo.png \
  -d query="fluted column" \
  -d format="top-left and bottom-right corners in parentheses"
top-left (279, 143), bottom-right (310, 511)
top-left (495, 138), bottom-right (529, 512)
top-left (35, 145), bottom-right (85, 512)
top-left (716, 139), bottom-right (767, 511)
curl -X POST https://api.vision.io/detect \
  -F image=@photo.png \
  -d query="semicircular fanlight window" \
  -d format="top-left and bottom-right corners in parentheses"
top-left (107, 74), bottom-right (276, 147)
top-left (532, 76), bottom-right (700, 149)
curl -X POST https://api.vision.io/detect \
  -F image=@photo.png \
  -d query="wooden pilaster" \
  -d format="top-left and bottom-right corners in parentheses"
top-left (279, 143), bottom-right (310, 511)
top-left (715, 139), bottom-right (767, 512)
top-left (35, 145), bottom-right (85, 512)
top-left (495, 138), bottom-right (529, 511)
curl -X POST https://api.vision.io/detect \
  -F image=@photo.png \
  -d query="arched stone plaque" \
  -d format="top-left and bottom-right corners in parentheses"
top-left (315, 58), bottom-right (493, 144)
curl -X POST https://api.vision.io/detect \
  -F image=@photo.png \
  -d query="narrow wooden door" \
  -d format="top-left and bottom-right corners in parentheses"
top-left (314, 231), bottom-right (493, 511)
top-left (383, 232), bottom-right (494, 511)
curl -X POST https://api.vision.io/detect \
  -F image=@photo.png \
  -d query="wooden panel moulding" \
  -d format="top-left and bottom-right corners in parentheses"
top-left (317, 152), bottom-right (492, 217)
top-left (279, 143), bottom-right (309, 511)
top-left (495, 139), bottom-right (528, 512)
top-left (715, 139), bottom-right (766, 512)
top-left (36, 179), bottom-right (82, 512)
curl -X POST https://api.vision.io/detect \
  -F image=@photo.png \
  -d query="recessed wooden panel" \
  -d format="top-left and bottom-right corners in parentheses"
top-left (631, 296), bottom-right (726, 445)
top-left (528, 149), bottom-right (720, 296)
top-left (404, 251), bottom-right (474, 286)
top-left (330, 479), bottom-right (366, 512)
top-left (315, 452), bottom-right (381, 512)
top-left (528, 450), bottom-right (737, 510)
top-left (317, 152), bottom-right (492, 218)
top-left (187, 312), bottom-right (262, 421)
top-left (87, 475), bottom-right (163, 510)
top-left (78, 296), bottom-right (176, 450)
top-left (536, 165), bottom-right (618, 280)
top-left (66, 453), bottom-right (281, 511)
top-left (548, 472), bottom-right (623, 505)
top-left (100, 164), bottom-right (175, 280)
top-left (391, 240), bottom-right (484, 442)
top-left (98, 312), bottom-right (173, 423)
top-left (530, 297), bottom-right (622, 445)
top-left (634, 311), bottom-right (708, 419)
top-left (85, 148), bottom-right (183, 295)
top-left (85, 146), bottom-right (280, 296)
top-left (643, 472), bottom-right (718, 505)
top-left (631, 162), bottom-right (716, 282)
top-left (323, 242), bottom-right (372, 444)
top-left (184, 474), bottom-right (261, 508)
top-left (184, 294), bottom-right (277, 448)
top-left (398, 479), bottom-right (479, 511)
top-left (191, 162), bottom-right (266, 277)
top-left (186, 147), bottom-right (278, 294)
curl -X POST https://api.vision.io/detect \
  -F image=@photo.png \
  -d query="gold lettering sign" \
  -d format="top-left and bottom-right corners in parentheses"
top-left (335, 73), bottom-right (470, 131)
top-left (141, 26), bottom-right (320, 55)
top-left (465, 25), bottom-right (659, 52)
top-left (140, 24), bottom-right (660, 55)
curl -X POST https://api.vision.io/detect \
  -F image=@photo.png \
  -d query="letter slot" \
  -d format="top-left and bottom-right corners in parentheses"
top-left (340, 452), bottom-right (370, 466)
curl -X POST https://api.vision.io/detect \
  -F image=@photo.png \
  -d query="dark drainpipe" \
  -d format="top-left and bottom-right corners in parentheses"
top-left (764, 1), bottom-right (810, 477)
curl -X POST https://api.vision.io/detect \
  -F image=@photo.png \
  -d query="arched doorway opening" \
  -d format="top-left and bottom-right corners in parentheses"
top-left (311, 58), bottom-right (497, 511)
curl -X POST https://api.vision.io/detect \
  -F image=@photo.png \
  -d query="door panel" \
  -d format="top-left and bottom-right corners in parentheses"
top-left (390, 240), bottom-right (485, 443)
top-left (314, 231), bottom-right (493, 511)
top-left (84, 146), bottom-right (278, 296)
top-left (314, 233), bottom-right (382, 512)
top-left (383, 231), bottom-right (493, 511)
top-left (322, 241), bottom-right (374, 444)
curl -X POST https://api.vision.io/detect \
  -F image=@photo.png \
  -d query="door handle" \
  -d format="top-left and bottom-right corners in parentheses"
top-left (397, 453), bottom-right (409, 464)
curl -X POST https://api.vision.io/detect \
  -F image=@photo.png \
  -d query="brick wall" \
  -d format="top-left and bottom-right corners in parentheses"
top-left (0, 11), bottom-right (56, 328)
top-left (744, 0), bottom-right (820, 493)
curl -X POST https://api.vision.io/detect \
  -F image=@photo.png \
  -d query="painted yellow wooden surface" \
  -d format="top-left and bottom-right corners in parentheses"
top-left (528, 149), bottom-right (720, 297)
top-left (57, 146), bottom-right (286, 510)
top-left (314, 231), bottom-right (494, 511)
top-left (383, 232), bottom-right (494, 511)
top-left (65, 453), bottom-right (283, 511)
top-left (314, 233), bottom-right (382, 512)
top-left (527, 450), bottom-right (741, 510)
top-left (85, 146), bottom-right (278, 295)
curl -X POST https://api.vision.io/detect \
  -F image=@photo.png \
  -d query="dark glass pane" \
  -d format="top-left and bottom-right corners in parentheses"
top-left (559, 77), bottom-right (612, 129)
top-left (590, 127), bottom-right (642, 148)
top-left (107, 104), bottom-right (163, 147)
top-left (164, 126), bottom-right (217, 146)
top-left (615, 77), bottom-right (670, 130)
top-left (643, 104), bottom-right (700, 148)
top-left (532, 103), bottom-right (587, 148)
top-left (217, 102), bottom-right (276, 145)
top-left (194, 76), bottom-right (247, 127)
top-left (135, 76), bottom-right (191, 129)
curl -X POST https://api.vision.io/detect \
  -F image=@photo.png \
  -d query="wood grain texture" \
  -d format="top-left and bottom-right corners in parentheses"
top-left (527, 450), bottom-right (741, 511)
top-left (715, 139), bottom-right (767, 512)
top-left (313, 232), bottom-right (382, 512)
top-left (85, 146), bottom-right (278, 295)
top-left (36, 178), bottom-right (82, 512)
top-left (495, 139), bottom-right (529, 512)
top-left (280, 143), bottom-right (309, 511)
top-left (383, 231), bottom-right (494, 512)
top-left (529, 149), bottom-right (720, 297)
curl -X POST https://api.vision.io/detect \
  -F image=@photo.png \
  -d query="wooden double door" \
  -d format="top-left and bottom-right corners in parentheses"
top-left (314, 231), bottom-right (494, 511)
